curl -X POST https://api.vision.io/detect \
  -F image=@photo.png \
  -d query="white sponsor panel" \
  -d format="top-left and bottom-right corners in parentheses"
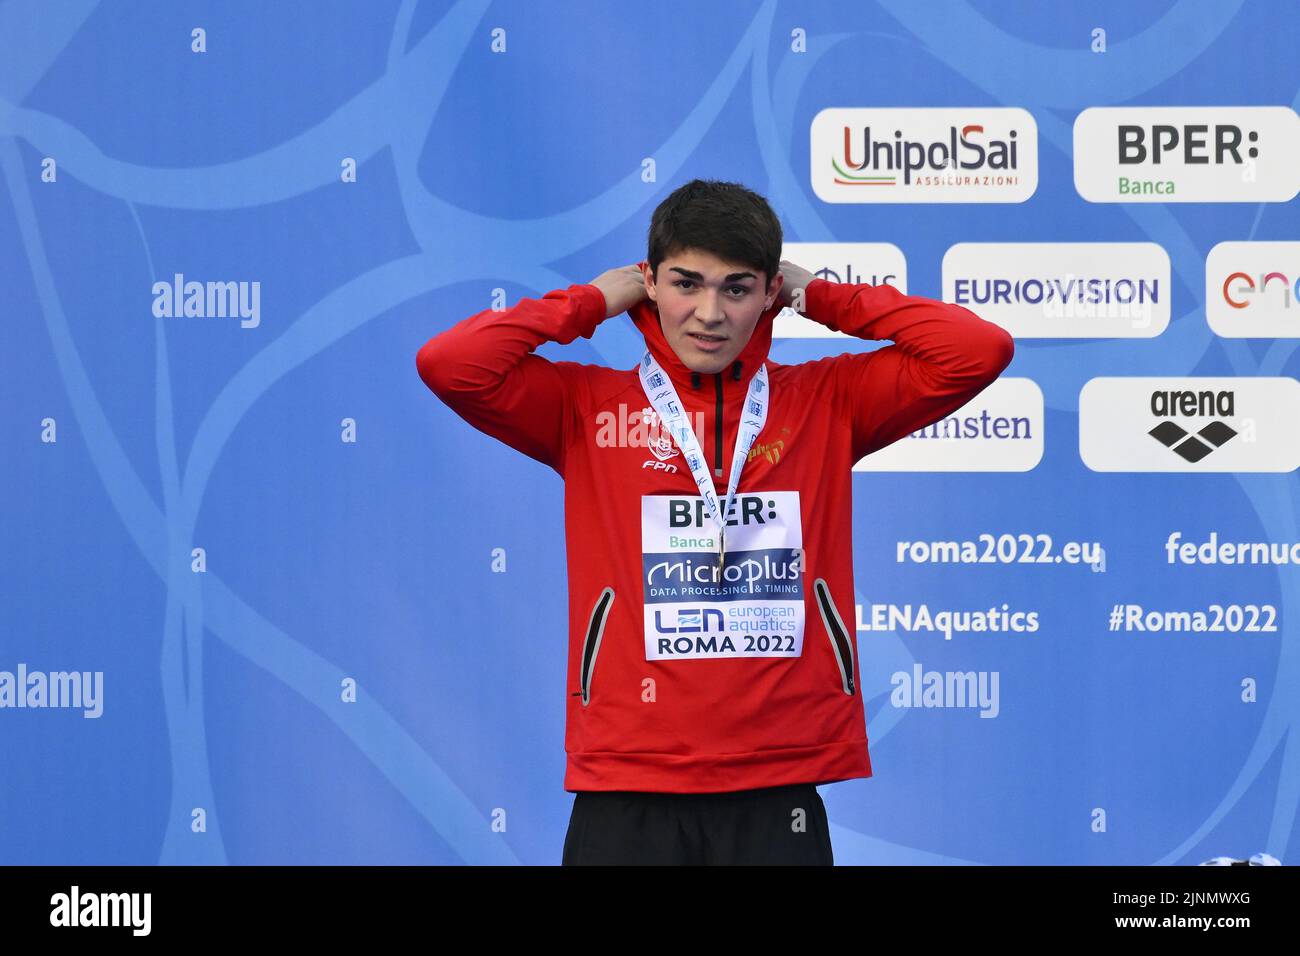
top-left (853, 378), bottom-right (1043, 472)
top-left (641, 492), bottom-right (805, 660)
top-left (942, 242), bottom-right (1170, 338)
top-left (1073, 107), bottom-right (1300, 203)
top-left (1206, 241), bottom-right (1300, 338)
top-left (811, 107), bottom-right (1038, 203)
top-left (773, 241), bottom-right (908, 339)
top-left (1079, 378), bottom-right (1300, 472)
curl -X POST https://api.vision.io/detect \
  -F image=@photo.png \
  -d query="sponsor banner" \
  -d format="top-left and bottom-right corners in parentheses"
top-left (1206, 241), bottom-right (1300, 338)
top-left (773, 241), bottom-right (908, 339)
top-left (853, 378), bottom-right (1043, 472)
top-left (1073, 106), bottom-right (1300, 202)
top-left (811, 107), bottom-right (1038, 203)
top-left (1079, 378), bottom-right (1300, 472)
top-left (641, 492), bottom-right (805, 660)
top-left (942, 242), bottom-right (1170, 338)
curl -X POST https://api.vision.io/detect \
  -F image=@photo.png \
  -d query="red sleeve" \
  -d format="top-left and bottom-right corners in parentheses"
top-left (802, 278), bottom-right (1015, 461)
top-left (415, 283), bottom-right (607, 476)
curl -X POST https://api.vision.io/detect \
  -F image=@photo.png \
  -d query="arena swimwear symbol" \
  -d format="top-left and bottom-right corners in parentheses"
top-left (1148, 420), bottom-right (1237, 463)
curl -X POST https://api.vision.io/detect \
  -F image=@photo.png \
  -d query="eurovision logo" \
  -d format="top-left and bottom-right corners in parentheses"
top-left (1079, 378), bottom-right (1300, 472)
top-left (942, 242), bottom-right (1171, 338)
top-left (810, 108), bottom-right (1038, 203)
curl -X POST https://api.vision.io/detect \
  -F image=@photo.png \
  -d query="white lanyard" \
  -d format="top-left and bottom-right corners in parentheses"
top-left (638, 350), bottom-right (770, 573)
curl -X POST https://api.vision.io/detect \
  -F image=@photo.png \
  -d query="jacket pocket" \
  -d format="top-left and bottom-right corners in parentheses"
top-left (580, 587), bottom-right (615, 706)
top-left (813, 578), bottom-right (855, 696)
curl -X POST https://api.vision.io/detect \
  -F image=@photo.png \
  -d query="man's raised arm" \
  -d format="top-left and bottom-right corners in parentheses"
top-left (416, 282), bottom-right (608, 475)
top-left (785, 264), bottom-right (1014, 462)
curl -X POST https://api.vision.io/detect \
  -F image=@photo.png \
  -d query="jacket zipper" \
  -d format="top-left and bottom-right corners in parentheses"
top-left (814, 578), bottom-right (856, 695)
top-left (713, 372), bottom-right (724, 478)
top-left (580, 587), bottom-right (615, 706)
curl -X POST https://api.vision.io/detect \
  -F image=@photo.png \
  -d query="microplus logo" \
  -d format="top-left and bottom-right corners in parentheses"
top-left (152, 272), bottom-right (261, 328)
top-left (811, 108), bottom-right (1038, 203)
top-left (1074, 107), bottom-right (1300, 202)
top-left (1206, 242), bottom-right (1300, 338)
top-left (50, 886), bottom-right (151, 936)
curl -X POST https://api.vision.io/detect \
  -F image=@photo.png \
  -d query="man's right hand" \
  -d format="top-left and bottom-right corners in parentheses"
top-left (589, 264), bottom-right (650, 319)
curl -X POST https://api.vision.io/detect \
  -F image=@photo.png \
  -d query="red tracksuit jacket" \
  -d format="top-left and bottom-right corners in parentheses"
top-left (417, 273), bottom-right (1013, 793)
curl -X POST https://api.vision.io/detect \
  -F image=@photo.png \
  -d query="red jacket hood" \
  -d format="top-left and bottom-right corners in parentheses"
top-left (628, 260), bottom-right (784, 395)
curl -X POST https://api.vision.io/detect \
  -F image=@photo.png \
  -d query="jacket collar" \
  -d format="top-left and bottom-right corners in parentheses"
top-left (628, 274), bottom-right (781, 396)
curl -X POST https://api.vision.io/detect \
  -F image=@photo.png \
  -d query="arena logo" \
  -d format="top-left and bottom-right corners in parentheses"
top-left (853, 378), bottom-right (1043, 473)
top-left (1079, 378), bottom-right (1300, 472)
top-left (772, 241), bottom-right (909, 339)
top-left (943, 243), bottom-right (1171, 338)
top-left (810, 108), bottom-right (1038, 203)
top-left (1147, 389), bottom-right (1237, 463)
top-left (1206, 242), bottom-right (1300, 338)
top-left (1073, 107), bottom-right (1300, 202)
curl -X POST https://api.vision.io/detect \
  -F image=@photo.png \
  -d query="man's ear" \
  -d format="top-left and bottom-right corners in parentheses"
top-left (764, 271), bottom-right (785, 310)
top-left (641, 260), bottom-right (657, 302)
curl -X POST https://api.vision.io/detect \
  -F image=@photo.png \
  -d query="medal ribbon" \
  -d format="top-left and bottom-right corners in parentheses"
top-left (638, 350), bottom-right (769, 572)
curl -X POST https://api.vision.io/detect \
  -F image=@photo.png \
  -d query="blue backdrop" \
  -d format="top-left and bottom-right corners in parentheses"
top-left (2, 0), bottom-right (1297, 865)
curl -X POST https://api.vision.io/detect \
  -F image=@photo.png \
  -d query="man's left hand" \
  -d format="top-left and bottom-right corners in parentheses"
top-left (776, 260), bottom-right (816, 312)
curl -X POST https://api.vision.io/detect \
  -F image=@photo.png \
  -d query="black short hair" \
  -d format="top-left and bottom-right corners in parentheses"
top-left (646, 179), bottom-right (782, 291)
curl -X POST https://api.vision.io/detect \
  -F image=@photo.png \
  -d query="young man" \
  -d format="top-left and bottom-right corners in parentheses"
top-left (416, 179), bottom-right (1014, 865)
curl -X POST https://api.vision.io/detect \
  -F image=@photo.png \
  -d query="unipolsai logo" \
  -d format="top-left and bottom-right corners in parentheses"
top-left (811, 107), bottom-right (1038, 203)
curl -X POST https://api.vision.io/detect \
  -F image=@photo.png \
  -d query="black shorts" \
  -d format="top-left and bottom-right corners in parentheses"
top-left (562, 782), bottom-right (834, 865)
